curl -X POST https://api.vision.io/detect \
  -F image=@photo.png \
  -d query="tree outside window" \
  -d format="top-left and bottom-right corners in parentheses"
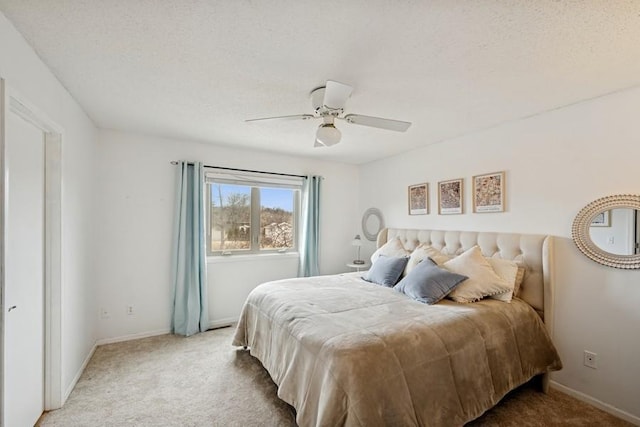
top-left (208, 183), bottom-right (297, 254)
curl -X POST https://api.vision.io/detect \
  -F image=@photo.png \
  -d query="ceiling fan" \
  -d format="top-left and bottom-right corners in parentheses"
top-left (245, 80), bottom-right (412, 147)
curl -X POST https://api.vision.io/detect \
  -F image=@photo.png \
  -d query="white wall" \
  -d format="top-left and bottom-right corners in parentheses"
top-left (358, 86), bottom-right (640, 421)
top-left (0, 13), bottom-right (97, 398)
top-left (93, 130), bottom-right (360, 341)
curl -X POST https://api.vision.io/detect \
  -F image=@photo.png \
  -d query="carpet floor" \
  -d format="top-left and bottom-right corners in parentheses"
top-left (37, 326), bottom-right (632, 427)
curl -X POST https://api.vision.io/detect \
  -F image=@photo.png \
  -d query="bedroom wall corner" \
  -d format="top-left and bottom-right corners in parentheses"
top-left (92, 129), bottom-right (360, 342)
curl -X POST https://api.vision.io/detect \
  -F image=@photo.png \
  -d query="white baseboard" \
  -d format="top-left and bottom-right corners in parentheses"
top-left (209, 317), bottom-right (237, 330)
top-left (96, 328), bottom-right (171, 346)
top-left (64, 342), bottom-right (97, 403)
top-left (550, 380), bottom-right (640, 426)
top-left (95, 320), bottom-right (237, 347)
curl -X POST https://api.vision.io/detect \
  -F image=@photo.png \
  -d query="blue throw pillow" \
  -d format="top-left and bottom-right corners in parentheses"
top-left (362, 255), bottom-right (409, 287)
top-left (394, 258), bottom-right (468, 304)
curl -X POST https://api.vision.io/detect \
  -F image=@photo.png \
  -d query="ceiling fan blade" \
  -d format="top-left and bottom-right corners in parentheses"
top-left (245, 114), bottom-right (316, 122)
top-left (323, 81), bottom-right (353, 110)
top-left (343, 114), bottom-right (411, 132)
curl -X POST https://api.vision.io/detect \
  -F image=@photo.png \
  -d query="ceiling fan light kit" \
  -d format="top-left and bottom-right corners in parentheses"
top-left (246, 80), bottom-right (412, 148)
top-left (315, 123), bottom-right (341, 147)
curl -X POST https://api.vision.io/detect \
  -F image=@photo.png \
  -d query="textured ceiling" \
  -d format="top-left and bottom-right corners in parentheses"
top-left (1, 1), bottom-right (640, 164)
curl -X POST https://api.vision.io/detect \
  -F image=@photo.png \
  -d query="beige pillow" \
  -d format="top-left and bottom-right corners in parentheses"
top-left (404, 244), bottom-right (441, 276)
top-left (486, 258), bottom-right (519, 302)
top-left (513, 266), bottom-right (526, 297)
top-left (432, 253), bottom-right (453, 265)
top-left (443, 246), bottom-right (511, 303)
top-left (370, 237), bottom-right (409, 265)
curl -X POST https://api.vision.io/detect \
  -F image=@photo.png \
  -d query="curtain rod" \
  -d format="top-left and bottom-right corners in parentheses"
top-left (170, 161), bottom-right (308, 179)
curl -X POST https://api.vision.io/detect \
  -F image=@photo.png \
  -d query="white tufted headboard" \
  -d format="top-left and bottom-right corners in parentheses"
top-left (377, 228), bottom-right (555, 336)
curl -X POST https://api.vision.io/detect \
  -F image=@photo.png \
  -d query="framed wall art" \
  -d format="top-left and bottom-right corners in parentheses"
top-left (408, 183), bottom-right (429, 215)
top-left (590, 210), bottom-right (610, 227)
top-left (472, 171), bottom-right (505, 213)
top-left (438, 178), bottom-right (463, 215)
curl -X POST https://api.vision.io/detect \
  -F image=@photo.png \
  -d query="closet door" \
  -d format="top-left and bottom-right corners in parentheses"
top-left (3, 108), bottom-right (45, 426)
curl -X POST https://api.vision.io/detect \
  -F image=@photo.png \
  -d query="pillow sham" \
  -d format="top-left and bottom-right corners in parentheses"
top-left (370, 237), bottom-right (410, 264)
top-left (404, 244), bottom-right (441, 276)
top-left (395, 258), bottom-right (468, 304)
top-left (443, 246), bottom-right (512, 303)
top-left (362, 255), bottom-right (409, 287)
top-left (486, 258), bottom-right (519, 302)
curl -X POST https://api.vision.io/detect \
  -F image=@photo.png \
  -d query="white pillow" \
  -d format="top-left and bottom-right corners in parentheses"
top-left (443, 246), bottom-right (511, 303)
top-left (404, 244), bottom-right (451, 276)
top-left (370, 237), bottom-right (409, 264)
top-left (486, 258), bottom-right (519, 303)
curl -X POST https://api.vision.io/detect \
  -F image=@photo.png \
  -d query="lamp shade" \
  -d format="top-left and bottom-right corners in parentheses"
top-left (351, 234), bottom-right (362, 246)
top-left (316, 124), bottom-right (341, 146)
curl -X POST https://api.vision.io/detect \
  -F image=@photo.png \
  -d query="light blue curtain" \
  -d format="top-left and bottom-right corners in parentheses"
top-left (298, 176), bottom-right (321, 277)
top-left (171, 161), bottom-right (209, 336)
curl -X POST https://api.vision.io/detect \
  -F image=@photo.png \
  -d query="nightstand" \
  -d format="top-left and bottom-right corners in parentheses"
top-left (346, 262), bottom-right (370, 272)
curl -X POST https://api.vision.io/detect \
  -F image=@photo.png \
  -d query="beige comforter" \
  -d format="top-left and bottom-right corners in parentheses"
top-left (233, 273), bottom-right (562, 426)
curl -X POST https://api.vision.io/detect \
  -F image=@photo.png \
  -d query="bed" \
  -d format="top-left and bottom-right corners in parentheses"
top-left (233, 228), bottom-right (562, 426)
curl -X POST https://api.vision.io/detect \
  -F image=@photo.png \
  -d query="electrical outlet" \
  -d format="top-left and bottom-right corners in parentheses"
top-left (126, 305), bottom-right (134, 316)
top-left (584, 350), bottom-right (597, 369)
top-left (100, 308), bottom-right (110, 319)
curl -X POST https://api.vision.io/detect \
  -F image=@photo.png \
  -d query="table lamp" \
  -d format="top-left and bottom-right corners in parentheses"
top-left (352, 234), bottom-right (365, 265)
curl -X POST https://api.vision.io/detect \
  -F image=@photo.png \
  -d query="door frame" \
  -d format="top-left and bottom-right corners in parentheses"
top-left (0, 78), bottom-right (64, 424)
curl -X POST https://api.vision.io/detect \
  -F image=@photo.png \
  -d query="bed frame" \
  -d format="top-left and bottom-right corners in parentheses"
top-left (377, 228), bottom-right (555, 391)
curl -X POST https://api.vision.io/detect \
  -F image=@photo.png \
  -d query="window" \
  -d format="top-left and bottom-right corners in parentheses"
top-left (206, 170), bottom-right (301, 255)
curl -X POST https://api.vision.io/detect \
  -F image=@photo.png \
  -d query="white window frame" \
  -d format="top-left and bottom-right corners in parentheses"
top-left (205, 169), bottom-right (302, 256)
